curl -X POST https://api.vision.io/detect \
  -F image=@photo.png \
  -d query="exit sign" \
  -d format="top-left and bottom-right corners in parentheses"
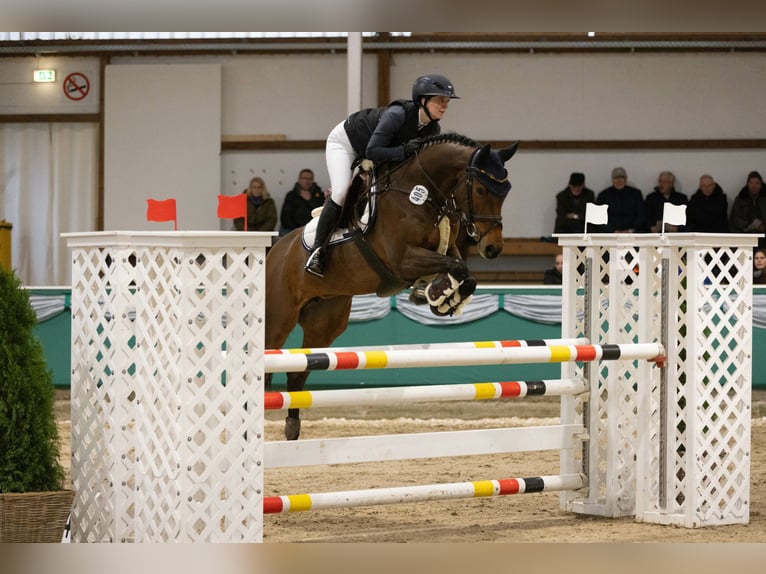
top-left (33, 69), bottom-right (56, 82)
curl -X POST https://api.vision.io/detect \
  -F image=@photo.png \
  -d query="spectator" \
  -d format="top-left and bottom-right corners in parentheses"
top-left (729, 171), bottom-right (766, 246)
top-left (644, 171), bottom-right (688, 232)
top-left (279, 168), bottom-right (326, 236)
top-left (233, 176), bottom-right (277, 232)
top-left (554, 172), bottom-right (595, 234)
top-left (543, 253), bottom-right (563, 285)
top-left (686, 174), bottom-right (729, 233)
top-left (754, 248), bottom-right (766, 285)
top-left (595, 167), bottom-right (644, 233)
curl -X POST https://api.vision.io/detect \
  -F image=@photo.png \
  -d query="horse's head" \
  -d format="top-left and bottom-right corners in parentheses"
top-left (463, 141), bottom-right (518, 259)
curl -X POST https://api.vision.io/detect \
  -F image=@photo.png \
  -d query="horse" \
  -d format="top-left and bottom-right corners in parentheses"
top-left (265, 133), bottom-right (519, 439)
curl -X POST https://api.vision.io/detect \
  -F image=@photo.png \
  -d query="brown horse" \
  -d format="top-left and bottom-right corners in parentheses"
top-left (265, 133), bottom-right (519, 439)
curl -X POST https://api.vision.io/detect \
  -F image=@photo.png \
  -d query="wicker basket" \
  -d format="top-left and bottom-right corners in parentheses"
top-left (0, 490), bottom-right (74, 543)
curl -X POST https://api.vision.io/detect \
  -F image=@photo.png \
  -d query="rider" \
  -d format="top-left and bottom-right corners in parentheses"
top-left (304, 73), bottom-right (461, 278)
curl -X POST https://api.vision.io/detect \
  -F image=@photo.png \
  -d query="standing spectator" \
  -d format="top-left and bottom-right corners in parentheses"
top-left (729, 171), bottom-right (766, 246)
top-left (233, 176), bottom-right (277, 232)
top-left (554, 172), bottom-right (595, 234)
top-left (644, 171), bottom-right (688, 232)
top-left (754, 248), bottom-right (766, 285)
top-left (686, 174), bottom-right (729, 233)
top-left (279, 168), bottom-right (326, 236)
top-left (543, 253), bottom-right (563, 285)
top-left (596, 167), bottom-right (644, 233)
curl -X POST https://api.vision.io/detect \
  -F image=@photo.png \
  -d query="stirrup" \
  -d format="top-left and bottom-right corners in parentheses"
top-left (305, 248), bottom-right (325, 278)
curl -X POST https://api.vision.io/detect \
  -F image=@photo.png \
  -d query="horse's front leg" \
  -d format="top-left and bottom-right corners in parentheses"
top-left (399, 246), bottom-right (476, 316)
top-left (284, 372), bottom-right (310, 440)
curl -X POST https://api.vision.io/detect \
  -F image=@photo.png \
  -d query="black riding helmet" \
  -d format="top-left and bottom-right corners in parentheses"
top-left (412, 74), bottom-right (460, 121)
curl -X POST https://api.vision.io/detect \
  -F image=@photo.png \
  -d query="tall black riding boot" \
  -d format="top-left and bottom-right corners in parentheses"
top-left (305, 199), bottom-right (342, 277)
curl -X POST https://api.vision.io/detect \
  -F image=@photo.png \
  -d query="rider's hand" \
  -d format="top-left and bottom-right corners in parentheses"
top-left (402, 138), bottom-right (424, 157)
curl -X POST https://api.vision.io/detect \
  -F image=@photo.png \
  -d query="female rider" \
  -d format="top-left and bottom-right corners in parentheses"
top-left (305, 74), bottom-right (460, 277)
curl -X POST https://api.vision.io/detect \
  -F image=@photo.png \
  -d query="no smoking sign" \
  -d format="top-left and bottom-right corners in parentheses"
top-left (63, 72), bottom-right (90, 101)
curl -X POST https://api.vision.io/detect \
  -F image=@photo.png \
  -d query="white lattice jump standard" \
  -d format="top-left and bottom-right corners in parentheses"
top-left (558, 233), bottom-right (756, 527)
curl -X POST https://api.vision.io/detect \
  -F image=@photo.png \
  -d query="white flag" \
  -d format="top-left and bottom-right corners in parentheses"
top-left (662, 203), bottom-right (687, 227)
top-left (585, 203), bottom-right (609, 226)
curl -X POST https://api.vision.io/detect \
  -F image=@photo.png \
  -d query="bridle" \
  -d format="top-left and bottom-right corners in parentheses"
top-left (376, 143), bottom-right (508, 243)
top-left (413, 146), bottom-right (506, 242)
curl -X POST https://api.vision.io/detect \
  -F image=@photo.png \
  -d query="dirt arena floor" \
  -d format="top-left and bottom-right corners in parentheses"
top-left (55, 389), bottom-right (766, 543)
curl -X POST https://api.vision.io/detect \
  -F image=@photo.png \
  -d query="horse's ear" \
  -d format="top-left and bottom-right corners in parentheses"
top-left (498, 141), bottom-right (520, 163)
top-left (474, 144), bottom-right (491, 164)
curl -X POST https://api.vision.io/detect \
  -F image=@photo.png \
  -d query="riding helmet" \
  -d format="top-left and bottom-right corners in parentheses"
top-left (411, 74), bottom-right (460, 104)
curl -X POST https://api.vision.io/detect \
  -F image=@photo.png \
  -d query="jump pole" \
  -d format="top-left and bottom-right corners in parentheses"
top-left (264, 473), bottom-right (586, 513)
top-left (264, 378), bottom-right (588, 410)
top-left (265, 342), bottom-right (664, 373)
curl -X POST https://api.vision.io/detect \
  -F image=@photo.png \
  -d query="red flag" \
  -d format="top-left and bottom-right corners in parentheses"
top-left (146, 198), bottom-right (177, 231)
top-left (217, 194), bottom-right (248, 231)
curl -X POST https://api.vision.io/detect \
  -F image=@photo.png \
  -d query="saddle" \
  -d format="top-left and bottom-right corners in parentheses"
top-left (300, 179), bottom-right (377, 251)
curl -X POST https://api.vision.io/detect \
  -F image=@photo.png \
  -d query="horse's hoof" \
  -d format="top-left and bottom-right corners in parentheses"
top-left (284, 416), bottom-right (301, 441)
top-left (426, 273), bottom-right (459, 306)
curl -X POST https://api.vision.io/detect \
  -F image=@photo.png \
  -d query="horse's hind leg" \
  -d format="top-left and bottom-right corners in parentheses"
top-left (284, 295), bottom-right (353, 440)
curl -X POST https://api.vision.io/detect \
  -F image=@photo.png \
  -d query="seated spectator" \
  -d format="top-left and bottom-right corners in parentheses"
top-left (644, 171), bottom-right (688, 232)
top-left (595, 167), bottom-right (644, 233)
top-left (233, 177), bottom-right (277, 232)
top-left (543, 253), bottom-right (563, 285)
top-left (554, 172), bottom-right (595, 234)
top-left (730, 171), bottom-right (766, 246)
top-left (279, 168), bottom-right (326, 236)
top-left (754, 248), bottom-right (766, 285)
top-left (686, 174), bottom-right (729, 233)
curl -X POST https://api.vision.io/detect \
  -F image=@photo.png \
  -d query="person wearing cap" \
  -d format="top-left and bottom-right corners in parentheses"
top-left (730, 171), bottom-right (766, 246)
top-left (595, 167), bottom-right (644, 233)
top-left (643, 171), bottom-right (688, 232)
top-left (554, 172), bottom-right (595, 233)
top-left (305, 73), bottom-right (461, 278)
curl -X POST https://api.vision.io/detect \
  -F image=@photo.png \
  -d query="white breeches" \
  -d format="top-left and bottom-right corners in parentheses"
top-left (326, 121), bottom-right (357, 206)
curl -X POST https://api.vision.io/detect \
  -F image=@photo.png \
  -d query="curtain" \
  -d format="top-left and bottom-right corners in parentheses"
top-left (0, 123), bottom-right (98, 286)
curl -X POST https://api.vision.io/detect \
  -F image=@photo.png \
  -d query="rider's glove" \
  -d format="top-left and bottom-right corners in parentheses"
top-left (402, 138), bottom-right (424, 158)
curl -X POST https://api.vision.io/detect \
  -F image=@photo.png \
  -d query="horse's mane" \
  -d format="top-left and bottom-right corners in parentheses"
top-left (418, 132), bottom-right (480, 150)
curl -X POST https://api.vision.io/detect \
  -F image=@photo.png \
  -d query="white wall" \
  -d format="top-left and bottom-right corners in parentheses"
top-left (103, 64), bottom-right (222, 231)
top-left (211, 51), bottom-right (765, 236)
top-left (3, 50), bottom-right (766, 240)
top-left (0, 56), bottom-right (100, 114)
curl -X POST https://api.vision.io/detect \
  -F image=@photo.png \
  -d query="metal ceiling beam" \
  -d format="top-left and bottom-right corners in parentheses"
top-left (2, 36), bottom-right (766, 56)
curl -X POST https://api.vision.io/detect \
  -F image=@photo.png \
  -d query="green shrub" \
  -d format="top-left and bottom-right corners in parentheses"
top-left (0, 266), bottom-right (64, 493)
